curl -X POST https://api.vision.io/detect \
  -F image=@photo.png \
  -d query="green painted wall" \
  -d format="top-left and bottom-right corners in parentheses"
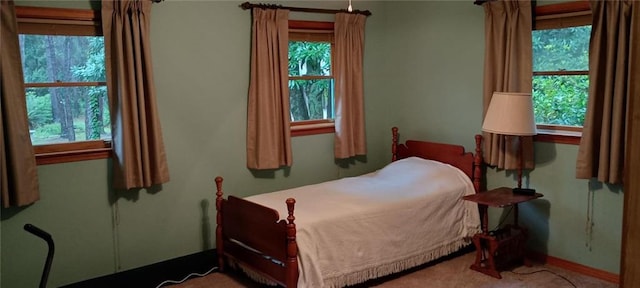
top-left (382, 0), bottom-right (623, 277)
top-left (2, 1), bottom-right (389, 287)
top-left (0, 1), bottom-right (622, 287)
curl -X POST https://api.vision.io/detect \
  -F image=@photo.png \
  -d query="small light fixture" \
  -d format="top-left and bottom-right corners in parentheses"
top-left (482, 91), bottom-right (537, 195)
top-left (347, 0), bottom-right (353, 12)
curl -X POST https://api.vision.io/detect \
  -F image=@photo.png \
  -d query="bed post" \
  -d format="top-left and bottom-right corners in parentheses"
top-left (473, 135), bottom-right (483, 193)
top-left (285, 198), bottom-right (298, 288)
top-left (392, 127), bottom-right (399, 161)
top-left (215, 176), bottom-right (225, 272)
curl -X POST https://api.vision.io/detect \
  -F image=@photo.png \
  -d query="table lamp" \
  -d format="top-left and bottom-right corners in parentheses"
top-left (482, 92), bottom-right (537, 195)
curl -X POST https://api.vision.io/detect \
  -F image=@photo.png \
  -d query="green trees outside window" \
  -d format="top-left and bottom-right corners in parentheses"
top-left (288, 41), bottom-right (334, 122)
top-left (20, 34), bottom-right (110, 145)
top-left (532, 25), bottom-right (591, 127)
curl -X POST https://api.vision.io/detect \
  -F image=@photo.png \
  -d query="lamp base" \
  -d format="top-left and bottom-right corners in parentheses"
top-left (512, 187), bottom-right (536, 196)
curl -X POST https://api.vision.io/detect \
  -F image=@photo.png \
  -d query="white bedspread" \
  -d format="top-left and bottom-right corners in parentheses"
top-left (245, 157), bottom-right (481, 288)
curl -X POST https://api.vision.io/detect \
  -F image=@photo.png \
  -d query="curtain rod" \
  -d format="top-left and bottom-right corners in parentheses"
top-left (240, 2), bottom-right (372, 17)
top-left (474, 0), bottom-right (489, 5)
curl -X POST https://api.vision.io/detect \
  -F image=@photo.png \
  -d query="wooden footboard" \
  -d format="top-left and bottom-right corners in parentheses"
top-left (215, 177), bottom-right (298, 287)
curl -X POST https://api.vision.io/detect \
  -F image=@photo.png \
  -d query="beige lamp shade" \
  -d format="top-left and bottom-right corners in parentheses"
top-left (482, 92), bottom-right (537, 136)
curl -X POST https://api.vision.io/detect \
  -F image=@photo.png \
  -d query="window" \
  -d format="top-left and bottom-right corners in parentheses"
top-left (16, 6), bottom-right (111, 164)
top-left (532, 1), bottom-right (591, 145)
top-left (288, 20), bottom-right (335, 137)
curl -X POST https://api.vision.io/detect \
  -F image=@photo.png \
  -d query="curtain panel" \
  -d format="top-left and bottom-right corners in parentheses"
top-left (102, 0), bottom-right (170, 189)
top-left (482, 0), bottom-right (534, 170)
top-left (576, 0), bottom-right (639, 185)
top-left (246, 8), bottom-right (292, 170)
top-left (620, 2), bottom-right (640, 282)
top-left (0, 0), bottom-right (40, 208)
top-left (333, 13), bottom-right (367, 159)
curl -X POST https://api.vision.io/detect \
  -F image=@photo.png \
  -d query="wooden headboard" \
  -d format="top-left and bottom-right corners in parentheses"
top-left (391, 127), bottom-right (484, 193)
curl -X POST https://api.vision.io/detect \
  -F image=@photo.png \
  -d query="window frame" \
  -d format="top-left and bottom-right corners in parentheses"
top-left (288, 20), bottom-right (336, 137)
top-left (532, 1), bottom-right (591, 145)
top-left (16, 6), bottom-right (112, 165)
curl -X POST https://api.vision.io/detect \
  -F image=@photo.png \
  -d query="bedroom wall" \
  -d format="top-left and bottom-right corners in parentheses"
top-left (382, 0), bottom-right (623, 276)
top-left (0, 1), bottom-right (623, 287)
top-left (0, 1), bottom-right (390, 287)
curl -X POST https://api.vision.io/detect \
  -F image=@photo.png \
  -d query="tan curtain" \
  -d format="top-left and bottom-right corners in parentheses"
top-left (334, 13), bottom-right (367, 159)
top-left (246, 8), bottom-right (292, 169)
top-left (575, 0), bottom-right (638, 185)
top-left (482, 0), bottom-right (534, 170)
top-left (102, 0), bottom-right (170, 189)
top-left (0, 0), bottom-right (40, 207)
top-left (620, 2), bottom-right (640, 281)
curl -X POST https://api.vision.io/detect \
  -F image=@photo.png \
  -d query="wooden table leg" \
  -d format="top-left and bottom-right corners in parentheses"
top-left (470, 234), bottom-right (502, 279)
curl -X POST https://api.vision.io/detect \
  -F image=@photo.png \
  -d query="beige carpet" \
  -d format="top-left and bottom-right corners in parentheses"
top-left (166, 251), bottom-right (618, 288)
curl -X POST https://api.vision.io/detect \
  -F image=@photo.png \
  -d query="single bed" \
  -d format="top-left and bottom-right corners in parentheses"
top-left (214, 127), bottom-right (484, 287)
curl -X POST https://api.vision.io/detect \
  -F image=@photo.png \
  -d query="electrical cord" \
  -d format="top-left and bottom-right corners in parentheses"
top-left (492, 206), bottom-right (514, 231)
top-left (507, 268), bottom-right (578, 288)
top-left (154, 266), bottom-right (218, 288)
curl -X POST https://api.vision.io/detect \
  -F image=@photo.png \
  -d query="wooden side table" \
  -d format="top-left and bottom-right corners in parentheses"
top-left (463, 187), bottom-right (543, 279)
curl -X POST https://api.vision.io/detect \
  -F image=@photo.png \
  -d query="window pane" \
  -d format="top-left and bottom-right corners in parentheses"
top-left (532, 26), bottom-right (591, 72)
top-left (20, 33), bottom-right (110, 146)
top-left (289, 79), bottom-right (334, 121)
top-left (533, 75), bottom-right (588, 126)
top-left (288, 41), bottom-right (331, 76)
top-left (27, 86), bottom-right (111, 145)
top-left (20, 34), bottom-right (106, 83)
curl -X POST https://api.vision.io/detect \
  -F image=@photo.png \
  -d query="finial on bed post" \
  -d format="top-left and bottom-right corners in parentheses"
top-left (215, 176), bottom-right (225, 271)
top-left (392, 127), bottom-right (399, 162)
top-left (473, 135), bottom-right (483, 193)
top-left (285, 198), bottom-right (298, 287)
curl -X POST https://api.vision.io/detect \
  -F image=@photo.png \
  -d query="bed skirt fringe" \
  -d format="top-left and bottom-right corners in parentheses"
top-left (228, 258), bottom-right (280, 286)
top-left (229, 237), bottom-right (472, 288)
top-left (323, 237), bottom-right (473, 288)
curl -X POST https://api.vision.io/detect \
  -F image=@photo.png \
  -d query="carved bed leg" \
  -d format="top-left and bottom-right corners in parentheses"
top-left (392, 127), bottom-right (399, 162)
top-left (473, 135), bottom-right (484, 193)
top-left (215, 176), bottom-right (225, 272)
top-left (285, 198), bottom-right (298, 288)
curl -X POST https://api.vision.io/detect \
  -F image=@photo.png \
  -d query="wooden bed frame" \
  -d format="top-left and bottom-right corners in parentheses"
top-left (214, 127), bottom-right (484, 287)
